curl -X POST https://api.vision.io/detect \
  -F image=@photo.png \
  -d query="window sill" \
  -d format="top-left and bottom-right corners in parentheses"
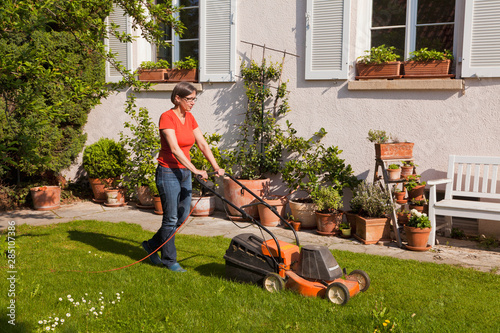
top-left (347, 79), bottom-right (464, 91)
top-left (137, 83), bottom-right (203, 92)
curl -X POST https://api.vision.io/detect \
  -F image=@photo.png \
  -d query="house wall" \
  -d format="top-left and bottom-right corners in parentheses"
top-left (66, 0), bottom-right (500, 200)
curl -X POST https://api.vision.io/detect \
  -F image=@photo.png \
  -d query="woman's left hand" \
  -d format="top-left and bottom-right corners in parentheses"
top-left (215, 169), bottom-right (225, 177)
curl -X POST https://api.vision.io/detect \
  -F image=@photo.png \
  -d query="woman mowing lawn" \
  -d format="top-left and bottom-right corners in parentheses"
top-left (142, 82), bottom-right (225, 272)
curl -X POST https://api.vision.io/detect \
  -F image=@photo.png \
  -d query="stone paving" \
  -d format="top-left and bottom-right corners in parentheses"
top-left (1, 201), bottom-right (499, 274)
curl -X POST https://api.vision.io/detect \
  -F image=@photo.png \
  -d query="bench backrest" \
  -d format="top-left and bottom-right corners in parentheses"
top-left (446, 155), bottom-right (500, 200)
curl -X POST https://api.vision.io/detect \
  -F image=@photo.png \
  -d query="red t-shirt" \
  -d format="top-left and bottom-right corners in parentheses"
top-left (157, 109), bottom-right (198, 168)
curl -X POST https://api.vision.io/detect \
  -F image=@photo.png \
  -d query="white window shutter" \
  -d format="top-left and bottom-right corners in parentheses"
top-left (105, 5), bottom-right (132, 83)
top-left (462, 0), bottom-right (500, 78)
top-left (199, 0), bottom-right (237, 82)
top-left (305, 0), bottom-right (350, 80)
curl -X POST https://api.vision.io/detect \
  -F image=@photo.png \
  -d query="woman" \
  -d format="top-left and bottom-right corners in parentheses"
top-left (142, 82), bottom-right (224, 272)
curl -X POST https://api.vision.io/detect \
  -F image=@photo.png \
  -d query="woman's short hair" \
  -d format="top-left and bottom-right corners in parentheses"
top-left (171, 82), bottom-right (197, 105)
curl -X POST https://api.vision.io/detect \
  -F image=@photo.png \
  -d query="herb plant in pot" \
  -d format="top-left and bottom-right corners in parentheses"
top-left (167, 56), bottom-right (198, 82)
top-left (404, 209), bottom-right (432, 250)
top-left (404, 48), bottom-right (454, 78)
top-left (367, 129), bottom-right (414, 160)
top-left (339, 222), bottom-right (351, 238)
top-left (82, 138), bottom-right (128, 203)
top-left (311, 186), bottom-right (344, 236)
top-left (387, 163), bottom-right (401, 181)
top-left (356, 45), bottom-right (401, 79)
top-left (137, 60), bottom-right (170, 82)
top-left (401, 160), bottom-right (416, 179)
top-left (349, 181), bottom-right (394, 244)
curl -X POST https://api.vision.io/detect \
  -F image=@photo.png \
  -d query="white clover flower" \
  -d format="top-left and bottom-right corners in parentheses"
top-left (46, 327), bottom-right (50, 331)
top-left (101, 305), bottom-right (104, 310)
top-left (59, 298), bottom-right (63, 301)
top-left (39, 320), bottom-right (43, 324)
top-left (61, 319), bottom-right (65, 323)
top-left (55, 317), bottom-right (59, 321)
top-left (93, 312), bottom-right (98, 316)
top-left (75, 302), bottom-right (80, 306)
top-left (66, 313), bottom-right (71, 317)
top-left (99, 311), bottom-right (102, 315)
top-left (67, 295), bottom-right (71, 298)
top-left (99, 292), bottom-right (102, 294)
top-left (44, 320), bottom-right (47, 324)
top-left (112, 301), bottom-right (115, 304)
top-left (83, 299), bottom-right (86, 303)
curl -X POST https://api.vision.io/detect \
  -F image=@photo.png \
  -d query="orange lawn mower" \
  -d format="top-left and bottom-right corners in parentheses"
top-left (195, 173), bottom-right (370, 305)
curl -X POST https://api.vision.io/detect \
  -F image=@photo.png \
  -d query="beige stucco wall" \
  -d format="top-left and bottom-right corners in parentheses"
top-left (65, 0), bottom-right (500, 202)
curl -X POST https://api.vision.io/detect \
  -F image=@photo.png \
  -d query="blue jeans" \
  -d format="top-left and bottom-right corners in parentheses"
top-left (147, 165), bottom-right (192, 267)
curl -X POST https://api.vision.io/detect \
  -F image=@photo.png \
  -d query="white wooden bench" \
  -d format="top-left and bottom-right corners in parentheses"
top-left (428, 155), bottom-right (500, 246)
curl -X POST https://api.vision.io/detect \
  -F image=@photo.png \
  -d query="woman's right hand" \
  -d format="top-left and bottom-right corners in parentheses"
top-left (195, 170), bottom-right (208, 180)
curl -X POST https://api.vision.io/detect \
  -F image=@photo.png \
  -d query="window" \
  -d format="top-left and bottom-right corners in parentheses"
top-left (157, 0), bottom-right (200, 66)
top-left (371, 0), bottom-right (455, 60)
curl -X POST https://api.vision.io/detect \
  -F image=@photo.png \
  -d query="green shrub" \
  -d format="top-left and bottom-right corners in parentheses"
top-left (173, 56), bottom-right (198, 69)
top-left (357, 45), bottom-right (400, 64)
top-left (82, 138), bottom-right (128, 179)
top-left (310, 186), bottom-right (343, 213)
top-left (350, 181), bottom-right (394, 218)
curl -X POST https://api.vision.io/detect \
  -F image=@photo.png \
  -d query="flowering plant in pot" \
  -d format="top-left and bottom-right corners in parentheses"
top-left (310, 185), bottom-right (344, 235)
top-left (367, 129), bottom-right (414, 160)
top-left (349, 181), bottom-right (394, 244)
top-left (405, 209), bottom-right (432, 250)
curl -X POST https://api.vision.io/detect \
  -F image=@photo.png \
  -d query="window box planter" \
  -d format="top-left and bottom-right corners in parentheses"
top-left (403, 59), bottom-right (452, 78)
top-left (138, 69), bottom-right (167, 82)
top-left (375, 142), bottom-right (414, 160)
top-left (355, 61), bottom-right (402, 80)
top-left (166, 69), bottom-right (198, 82)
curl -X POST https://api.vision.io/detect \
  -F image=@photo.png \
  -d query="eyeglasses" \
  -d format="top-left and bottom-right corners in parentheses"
top-left (183, 97), bottom-right (197, 103)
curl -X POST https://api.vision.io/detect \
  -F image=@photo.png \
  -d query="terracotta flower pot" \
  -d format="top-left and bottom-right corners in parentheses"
top-left (30, 186), bottom-right (61, 211)
top-left (316, 211), bottom-right (343, 235)
top-left (341, 228), bottom-right (352, 238)
top-left (104, 187), bottom-right (126, 207)
top-left (257, 196), bottom-right (287, 227)
top-left (394, 191), bottom-right (406, 203)
top-left (138, 69), bottom-right (167, 82)
top-left (166, 69), bottom-right (198, 82)
top-left (401, 166), bottom-right (414, 179)
top-left (353, 215), bottom-right (392, 245)
top-left (397, 212), bottom-right (410, 226)
top-left (191, 195), bottom-right (216, 216)
top-left (403, 59), bottom-right (451, 77)
top-left (137, 185), bottom-right (154, 208)
top-left (387, 168), bottom-right (401, 181)
top-left (404, 226), bottom-right (431, 250)
top-left (289, 200), bottom-right (317, 229)
top-left (153, 196), bottom-right (163, 215)
top-left (291, 221), bottom-right (301, 231)
top-left (222, 177), bottom-right (270, 220)
top-left (356, 61), bottom-right (402, 78)
top-left (407, 185), bottom-right (425, 201)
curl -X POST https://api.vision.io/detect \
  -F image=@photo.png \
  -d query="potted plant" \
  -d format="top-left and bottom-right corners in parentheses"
top-left (367, 130), bottom-right (414, 160)
top-left (311, 186), bottom-right (344, 235)
top-left (396, 208), bottom-right (410, 226)
top-left (119, 106), bottom-right (160, 209)
top-left (30, 185), bottom-right (61, 211)
top-left (82, 138), bottom-right (128, 203)
top-left (409, 198), bottom-right (428, 214)
top-left (404, 174), bottom-right (426, 201)
top-left (137, 60), bottom-right (170, 82)
top-left (223, 59), bottom-right (290, 220)
top-left (404, 48), bottom-right (454, 78)
top-left (167, 56), bottom-right (198, 82)
top-left (339, 222), bottom-right (351, 238)
top-left (349, 181), bottom-right (394, 244)
top-left (404, 209), bottom-right (432, 250)
top-left (387, 163), bottom-right (401, 181)
top-left (356, 45), bottom-right (401, 79)
top-left (190, 133), bottom-right (229, 216)
top-left (286, 214), bottom-right (301, 231)
top-left (282, 126), bottom-right (359, 229)
top-left (393, 187), bottom-right (406, 204)
top-left (401, 160), bottom-right (416, 179)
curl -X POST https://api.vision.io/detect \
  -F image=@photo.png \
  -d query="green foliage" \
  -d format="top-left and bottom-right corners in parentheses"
top-left (139, 60), bottom-right (170, 70)
top-left (408, 48), bottom-right (454, 61)
top-left (228, 59), bottom-right (290, 179)
top-left (0, 0), bottom-right (184, 184)
top-left (407, 209), bottom-right (431, 229)
top-left (282, 124), bottom-right (359, 196)
top-left (404, 175), bottom-right (426, 192)
top-left (388, 164), bottom-right (400, 169)
top-left (310, 186), bottom-right (343, 213)
top-left (190, 133), bottom-right (230, 195)
top-left (119, 98), bottom-right (160, 196)
top-left (367, 129), bottom-right (391, 144)
top-left (350, 181), bottom-right (394, 218)
top-left (173, 56), bottom-right (198, 69)
top-left (357, 45), bottom-right (400, 64)
top-left (82, 138), bottom-right (127, 180)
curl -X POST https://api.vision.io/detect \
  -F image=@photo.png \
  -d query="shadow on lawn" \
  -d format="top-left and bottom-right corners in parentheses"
top-left (67, 230), bottom-right (146, 262)
top-left (195, 263), bottom-right (225, 278)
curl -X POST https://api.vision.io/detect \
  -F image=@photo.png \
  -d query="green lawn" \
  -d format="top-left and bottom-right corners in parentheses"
top-left (1, 220), bottom-right (499, 333)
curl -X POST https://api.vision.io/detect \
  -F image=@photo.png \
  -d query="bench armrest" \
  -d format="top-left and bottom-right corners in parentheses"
top-left (427, 178), bottom-right (452, 187)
